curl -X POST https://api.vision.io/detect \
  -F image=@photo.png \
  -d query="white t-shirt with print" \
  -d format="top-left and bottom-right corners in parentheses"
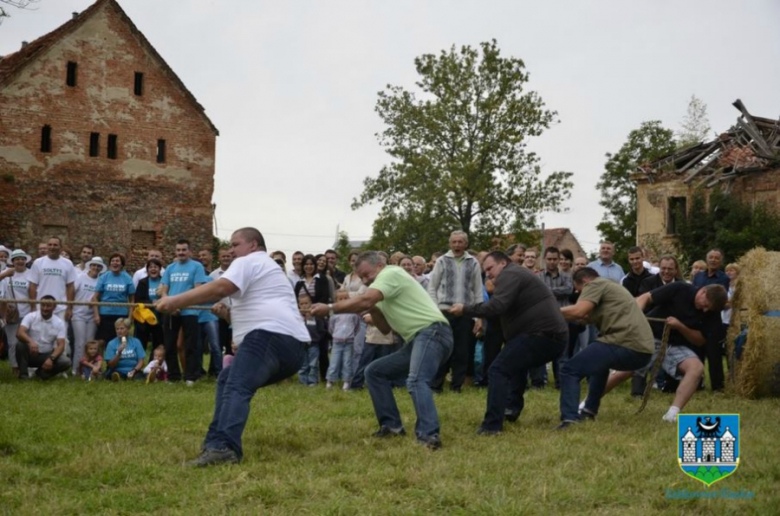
top-left (222, 251), bottom-right (310, 345)
top-left (29, 256), bottom-right (77, 315)
top-left (73, 273), bottom-right (99, 321)
top-left (20, 311), bottom-right (68, 354)
top-left (3, 269), bottom-right (33, 320)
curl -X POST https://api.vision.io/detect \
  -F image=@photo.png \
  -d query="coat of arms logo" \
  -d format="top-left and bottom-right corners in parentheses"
top-left (678, 414), bottom-right (740, 486)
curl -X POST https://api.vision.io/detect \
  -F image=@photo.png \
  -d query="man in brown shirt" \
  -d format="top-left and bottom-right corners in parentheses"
top-left (557, 267), bottom-right (654, 430)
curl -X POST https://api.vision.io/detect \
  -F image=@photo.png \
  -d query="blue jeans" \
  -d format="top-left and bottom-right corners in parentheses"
top-left (351, 341), bottom-right (404, 389)
top-left (298, 345), bottom-right (320, 385)
top-left (199, 320), bottom-right (222, 376)
top-left (365, 322), bottom-right (453, 439)
top-left (326, 339), bottom-right (354, 382)
top-left (559, 341), bottom-right (652, 422)
top-left (203, 329), bottom-right (304, 459)
top-left (482, 333), bottom-right (565, 431)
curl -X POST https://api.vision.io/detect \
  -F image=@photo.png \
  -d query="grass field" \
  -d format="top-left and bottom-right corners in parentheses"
top-left (0, 363), bottom-right (777, 515)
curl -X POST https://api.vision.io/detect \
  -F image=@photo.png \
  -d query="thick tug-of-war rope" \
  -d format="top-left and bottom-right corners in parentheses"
top-left (0, 298), bottom-right (214, 311)
top-left (636, 319), bottom-right (671, 415)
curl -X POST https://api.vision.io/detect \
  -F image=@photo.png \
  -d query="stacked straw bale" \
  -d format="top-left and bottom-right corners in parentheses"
top-left (728, 248), bottom-right (780, 398)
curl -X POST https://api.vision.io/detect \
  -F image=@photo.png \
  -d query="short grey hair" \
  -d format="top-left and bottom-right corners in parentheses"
top-left (450, 230), bottom-right (468, 243)
top-left (355, 251), bottom-right (385, 268)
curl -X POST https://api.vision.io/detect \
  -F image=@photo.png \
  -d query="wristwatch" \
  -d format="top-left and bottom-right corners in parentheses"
top-left (328, 303), bottom-right (334, 317)
top-left (49, 355), bottom-right (58, 362)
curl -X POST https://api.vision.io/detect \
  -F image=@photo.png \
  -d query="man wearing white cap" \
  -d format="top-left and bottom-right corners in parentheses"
top-left (71, 257), bottom-right (106, 373)
top-left (29, 237), bottom-right (77, 323)
top-left (0, 249), bottom-right (33, 376)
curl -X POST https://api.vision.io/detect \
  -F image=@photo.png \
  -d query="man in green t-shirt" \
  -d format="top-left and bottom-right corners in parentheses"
top-left (311, 251), bottom-right (452, 450)
top-left (556, 267), bottom-right (654, 430)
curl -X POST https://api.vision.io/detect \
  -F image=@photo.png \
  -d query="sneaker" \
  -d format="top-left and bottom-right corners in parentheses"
top-left (326, 381), bottom-right (333, 390)
top-left (416, 434), bottom-right (442, 450)
top-left (111, 372), bottom-right (121, 382)
top-left (372, 426), bottom-right (406, 438)
top-left (578, 400), bottom-right (586, 411)
top-left (184, 448), bottom-right (240, 468)
top-left (476, 427), bottom-right (502, 436)
top-left (186, 381), bottom-right (195, 387)
top-left (579, 409), bottom-right (596, 421)
top-left (555, 420), bottom-right (578, 431)
top-left (342, 382), bottom-right (350, 391)
top-left (503, 409), bottom-right (520, 423)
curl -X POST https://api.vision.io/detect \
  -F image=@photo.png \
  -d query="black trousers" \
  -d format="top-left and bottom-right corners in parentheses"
top-left (480, 318), bottom-right (504, 385)
top-left (136, 321), bottom-right (164, 356)
top-left (432, 312), bottom-right (473, 391)
top-left (163, 314), bottom-right (199, 382)
top-left (16, 342), bottom-right (72, 379)
top-left (704, 324), bottom-right (727, 391)
top-left (218, 318), bottom-right (233, 356)
top-left (319, 336), bottom-right (330, 382)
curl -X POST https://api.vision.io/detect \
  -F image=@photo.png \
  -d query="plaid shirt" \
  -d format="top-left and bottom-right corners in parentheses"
top-left (538, 269), bottom-right (573, 308)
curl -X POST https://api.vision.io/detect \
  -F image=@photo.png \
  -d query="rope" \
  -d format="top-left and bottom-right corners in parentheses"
top-left (0, 298), bottom-right (214, 311)
top-left (635, 322), bottom-right (671, 415)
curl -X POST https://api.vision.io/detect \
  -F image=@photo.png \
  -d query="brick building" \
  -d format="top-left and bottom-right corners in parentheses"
top-left (0, 0), bottom-right (218, 269)
top-left (634, 100), bottom-right (780, 249)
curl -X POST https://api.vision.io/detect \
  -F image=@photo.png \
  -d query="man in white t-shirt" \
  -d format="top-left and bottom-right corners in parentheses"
top-left (156, 227), bottom-right (309, 467)
top-left (132, 249), bottom-right (166, 287)
top-left (29, 237), bottom-right (77, 321)
top-left (16, 296), bottom-right (71, 379)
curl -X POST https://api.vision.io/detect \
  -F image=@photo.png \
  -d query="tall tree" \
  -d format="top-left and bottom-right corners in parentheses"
top-left (596, 121), bottom-right (676, 265)
top-left (678, 95), bottom-right (712, 148)
top-left (353, 40), bottom-right (573, 256)
top-left (0, 0), bottom-right (39, 23)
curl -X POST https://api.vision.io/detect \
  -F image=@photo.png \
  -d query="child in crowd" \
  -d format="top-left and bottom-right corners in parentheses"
top-left (104, 318), bottom-right (146, 381)
top-left (143, 345), bottom-right (169, 383)
top-left (297, 294), bottom-right (324, 386)
top-left (79, 340), bottom-right (103, 380)
top-left (689, 260), bottom-right (707, 282)
top-left (326, 289), bottom-right (360, 390)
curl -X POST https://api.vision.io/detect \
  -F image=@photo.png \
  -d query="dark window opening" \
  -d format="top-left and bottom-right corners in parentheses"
top-left (41, 125), bottom-right (52, 153)
top-left (667, 196), bottom-right (688, 235)
top-left (89, 132), bottom-right (100, 157)
top-left (134, 72), bottom-right (144, 96)
top-left (66, 61), bottom-right (77, 87)
top-left (156, 139), bottom-right (166, 163)
top-left (107, 134), bottom-right (118, 160)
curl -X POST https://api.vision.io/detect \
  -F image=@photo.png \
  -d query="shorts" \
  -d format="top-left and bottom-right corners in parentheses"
top-left (638, 339), bottom-right (700, 380)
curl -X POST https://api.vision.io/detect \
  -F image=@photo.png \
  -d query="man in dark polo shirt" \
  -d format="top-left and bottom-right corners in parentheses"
top-left (638, 255), bottom-right (682, 295)
top-left (603, 281), bottom-right (727, 423)
top-left (621, 247), bottom-right (653, 298)
top-left (691, 248), bottom-right (730, 391)
top-left (557, 268), bottom-right (655, 430)
top-left (449, 251), bottom-right (568, 435)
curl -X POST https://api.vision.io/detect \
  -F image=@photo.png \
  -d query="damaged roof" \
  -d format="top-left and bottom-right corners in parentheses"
top-left (637, 100), bottom-right (780, 188)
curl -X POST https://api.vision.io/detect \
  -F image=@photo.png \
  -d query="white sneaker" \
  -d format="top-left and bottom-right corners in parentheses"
top-left (578, 400), bottom-right (586, 411)
top-left (342, 382), bottom-right (350, 391)
top-left (326, 381), bottom-right (333, 389)
top-left (186, 381), bottom-right (195, 387)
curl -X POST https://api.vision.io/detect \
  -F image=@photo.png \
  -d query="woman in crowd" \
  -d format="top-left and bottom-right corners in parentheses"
top-left (689, 260), bottom-right (707, 282)
top-left (315, 253), bottom-right (336, 301)
top-left (294, 254), bottom-right (330, 305)
top-left (0, 249), bottom-right (33, 377)
top-left (559, 249), bottom-right (574, 274)
top-left (71, 256), bottom-right (105, 374)
top-left (134, 258), bottom-right (164, 355)
top-left (104, 318), bottom-right (146, 381)
top-left (93, 253), bottom-right (135, 344)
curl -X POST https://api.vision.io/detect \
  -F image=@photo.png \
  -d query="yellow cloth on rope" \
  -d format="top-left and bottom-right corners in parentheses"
top-left (133, 303), bottom-right (158, 326)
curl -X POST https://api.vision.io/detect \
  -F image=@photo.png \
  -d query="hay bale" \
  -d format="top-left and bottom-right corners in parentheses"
top-left (728, 247), bottom-right (780, 398)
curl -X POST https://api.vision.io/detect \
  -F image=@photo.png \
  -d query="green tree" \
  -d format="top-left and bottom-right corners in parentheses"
top-left (0, 0), bottom-right (39, 23)
top-left (678, 95), bottom-right (712, 149)
top-left (596, 121), bottom-right (677, 265)
top-left (354, 40), bottom-right (573, 256)
top-left (334, 231), bottom-right (353, 271)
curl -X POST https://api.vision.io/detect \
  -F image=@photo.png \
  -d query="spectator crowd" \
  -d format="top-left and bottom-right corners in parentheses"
top-left (0, 234), bottom-right (738, 416)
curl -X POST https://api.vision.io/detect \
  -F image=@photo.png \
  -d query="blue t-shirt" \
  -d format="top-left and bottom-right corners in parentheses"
top-left (96, 270), bottom-right (136, 316)
top-left (161, 259), bottom-right (208, 316)
top-left (147, 277), bottom-right (162, 302)
top-left (198, 277), bottom-right (219, 323)
top-left (104, 336), bottom-right (146, 375)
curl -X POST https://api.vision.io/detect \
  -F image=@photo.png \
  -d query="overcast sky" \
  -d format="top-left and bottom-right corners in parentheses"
top-left (3, 0), bottom-right (779, 259)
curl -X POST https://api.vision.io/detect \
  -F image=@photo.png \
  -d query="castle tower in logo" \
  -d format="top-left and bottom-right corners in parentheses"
top-left (678, 414), bottom-right (740, 487)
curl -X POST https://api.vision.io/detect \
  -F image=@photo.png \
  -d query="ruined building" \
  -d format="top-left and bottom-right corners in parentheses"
top-left (0, 0), bottom-right (218, 268)
top-left (634, 100), bottom-right (780, 248)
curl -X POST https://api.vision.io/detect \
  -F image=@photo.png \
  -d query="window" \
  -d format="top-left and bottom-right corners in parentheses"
top-left (41, 125), bottom-right (52, 153)
top-left (667, 196), bottom-right (687, 235)
top-left (89, 132), bottom-right (100, 157)
top-left (66, 61), bottom-right (77, 87)
top-left (134, 72), bottom-right (144, 96)
top-left (107, 134), bottom-right (118, 159)
top-left (156, 139), bottom-right (166, 163)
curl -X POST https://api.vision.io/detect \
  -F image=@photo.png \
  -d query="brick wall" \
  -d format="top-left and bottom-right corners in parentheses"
top-left (0, 1), bottom-right (217, 270)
